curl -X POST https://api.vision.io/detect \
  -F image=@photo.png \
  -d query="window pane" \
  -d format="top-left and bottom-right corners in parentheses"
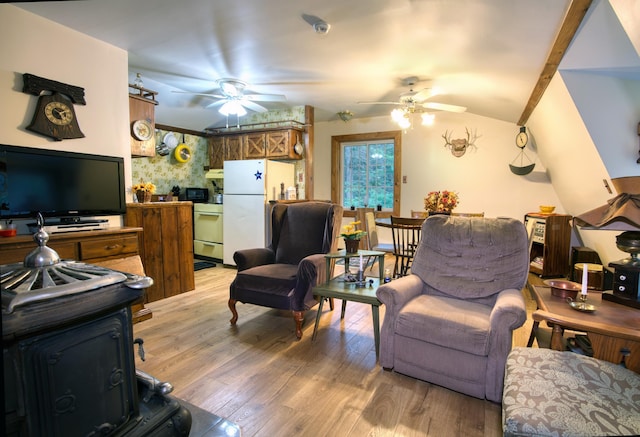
top-left (342, 141), bottom-right (394, 209)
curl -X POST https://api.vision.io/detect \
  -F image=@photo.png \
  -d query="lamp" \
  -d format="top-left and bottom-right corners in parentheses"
top-left (219, 100), bottom-right (247, 116)
top-left (391, 106), bottom-right (434, 129)
top-left (337, 110), bottom-right (353, 122)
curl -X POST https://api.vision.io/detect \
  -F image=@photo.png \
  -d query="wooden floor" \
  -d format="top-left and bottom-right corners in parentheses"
top-left (133, 258), bottom-right (537, 437)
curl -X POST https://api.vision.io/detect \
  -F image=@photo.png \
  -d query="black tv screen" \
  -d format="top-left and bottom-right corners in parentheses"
top-left (0, 145), bottom-right (126, 220)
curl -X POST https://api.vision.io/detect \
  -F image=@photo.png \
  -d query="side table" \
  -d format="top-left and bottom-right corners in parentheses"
top-left (312, 277), bottom-right (382, 358)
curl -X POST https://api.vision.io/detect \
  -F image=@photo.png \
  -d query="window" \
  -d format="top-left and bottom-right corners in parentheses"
top-left (331, 131), bottom-right (401, 217)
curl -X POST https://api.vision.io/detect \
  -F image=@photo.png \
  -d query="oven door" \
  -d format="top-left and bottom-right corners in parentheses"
top-left (193, 204), bottom-right (223, 259)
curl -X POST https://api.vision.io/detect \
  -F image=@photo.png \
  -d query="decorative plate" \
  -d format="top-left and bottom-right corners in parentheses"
top-left (163, 132), bottom-right (178, 149)
top-left (132, 119), bottom-right (153, 141)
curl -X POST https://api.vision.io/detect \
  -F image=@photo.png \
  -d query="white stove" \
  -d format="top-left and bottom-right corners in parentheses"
top-left (193, 203), bottom-right (223, 260)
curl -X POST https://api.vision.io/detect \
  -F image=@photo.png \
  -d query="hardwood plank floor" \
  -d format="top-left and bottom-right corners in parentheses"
top-left (133, 258), bottom-right (536, 437)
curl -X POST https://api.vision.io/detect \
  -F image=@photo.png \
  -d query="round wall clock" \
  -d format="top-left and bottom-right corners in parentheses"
top-left (132, 119), bottom-right (153, 141)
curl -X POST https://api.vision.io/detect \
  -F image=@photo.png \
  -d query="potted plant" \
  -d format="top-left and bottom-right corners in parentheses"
top-left (339, 220), bottom-right (367, 253)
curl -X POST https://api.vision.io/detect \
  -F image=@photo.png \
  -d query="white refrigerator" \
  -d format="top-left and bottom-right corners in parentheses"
top-left (223, 159), bottom-right (295, 265)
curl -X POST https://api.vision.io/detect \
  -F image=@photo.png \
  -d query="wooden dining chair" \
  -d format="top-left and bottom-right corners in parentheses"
top-left (390, 216), bottom-right (424, 278)
top-left (411, 210), bottom-right (429, 219)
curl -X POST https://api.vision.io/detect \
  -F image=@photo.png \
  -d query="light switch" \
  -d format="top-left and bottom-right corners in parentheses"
top-left (403, 175), bottom-right (407, 183)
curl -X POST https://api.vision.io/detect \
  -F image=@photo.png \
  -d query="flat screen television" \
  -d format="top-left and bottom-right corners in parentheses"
top-left (0, 145), bottom-right (126, 221)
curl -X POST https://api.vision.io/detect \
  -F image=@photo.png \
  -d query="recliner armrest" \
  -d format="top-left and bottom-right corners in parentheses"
top-left (489, 288), bottom-right (527, 332)
top-left (233, 248), bottom-right (275, 271)
top-left (376, 274), bottom-right (423, 315)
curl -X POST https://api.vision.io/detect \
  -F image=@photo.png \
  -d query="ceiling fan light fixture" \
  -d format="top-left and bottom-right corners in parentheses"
top-left (219, 100), bottom-right (247, 116)
top-left (391, 108), bottom-right (405, 123)
top-left (337, 110), bottom-right (353, 122)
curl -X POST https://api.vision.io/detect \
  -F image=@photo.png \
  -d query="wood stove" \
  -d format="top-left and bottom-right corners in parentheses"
top-left (2, 219), bottom-right (191, 436)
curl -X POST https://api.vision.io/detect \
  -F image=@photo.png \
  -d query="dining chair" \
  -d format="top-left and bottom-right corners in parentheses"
top-left (363, 211), bottom-right (394, 273)
top-left (411, 210), bottom-right (429, 219)
top-left (390, 216), bottom-right (424, 278)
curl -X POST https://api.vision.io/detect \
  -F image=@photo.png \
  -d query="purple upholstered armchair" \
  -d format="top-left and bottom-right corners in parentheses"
top-left (376, 215), bottom-right (528, 402)
top-left (229, 201), bottom-right (343, 339)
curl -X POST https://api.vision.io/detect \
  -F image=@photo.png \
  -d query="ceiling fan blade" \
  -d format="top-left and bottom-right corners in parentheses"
top-left (357, 101), bottom-right (403, 105)
top-left (412, 88), bottom-right (436, 101)
top-left (241, 100), bottom-right (268, 112)
top-left (171, 90), bottom-right (226, 99)
top-left (422, 102), bottom-right (467, 113)
top-left (205, 100), bottom-right (226, 109)
top-left (244, 93), bottom-right (287, 102)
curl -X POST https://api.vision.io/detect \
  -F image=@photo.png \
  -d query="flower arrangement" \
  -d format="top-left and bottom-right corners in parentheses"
top-left (132, 181), bottom-right (156, 194)
top-left (424, 190), bottom-right (459, 213)
top-left (339, 220), bottom-right (367, 240)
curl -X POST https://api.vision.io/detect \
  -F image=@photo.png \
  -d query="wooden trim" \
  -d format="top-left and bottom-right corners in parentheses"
top-left (518, 0), bottom-right (593, 126)
top-left (155, 123), bottom-right (209, 137)
top-left (331, 130), bottom-right (402, 218)
top-left (305, 105), bottom-right (314, 200)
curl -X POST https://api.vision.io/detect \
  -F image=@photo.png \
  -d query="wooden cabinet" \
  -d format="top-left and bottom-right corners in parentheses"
top-left (129, 85), bottom-right (158, 157)
top-left (125, 202), bottom-right (195, 303)
top-left (525, 213), bottom-right (572, 278)
top-left (244, 132), bottom-right (266, 158)
top-left (209, 136), bottom-right (224, 169)
top-left (208, 128), bottom-right (303, 168)
top-left (0, 228), bottom-right (152, 323)
top-left (225, 135), bottom-right (243, 161)
top-left (266, 129), bottom-right (300, 159)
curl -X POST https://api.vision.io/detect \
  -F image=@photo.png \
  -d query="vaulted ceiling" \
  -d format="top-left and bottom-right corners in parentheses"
top-left (16, 0), bottom-right (582, 131)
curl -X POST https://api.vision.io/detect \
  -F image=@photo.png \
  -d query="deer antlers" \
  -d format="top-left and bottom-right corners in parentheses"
top-left (442, 127), bottom-right (480, 157)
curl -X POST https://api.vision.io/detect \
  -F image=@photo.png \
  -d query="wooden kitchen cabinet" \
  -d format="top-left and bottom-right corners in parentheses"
top-left (209, 128), bottom-right (303, 167)
top-left (225, 135), bottom-right (243, 161)
top-left (125, 202), bottom-right (195, 303)
top-left (129, 85), bottom-right (158, 157)
top-left (209, 136), bottom-right (224, 169)
top-left (0, 227), bottom-right (152, 323)
top-left (244, 132), bottom-right (266, 158)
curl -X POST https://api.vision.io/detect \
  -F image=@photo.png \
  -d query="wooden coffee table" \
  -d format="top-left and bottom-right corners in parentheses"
top-left (312, 277), bottom-right (382, 358)
top-left (530, 284), bottom-right (640, 372)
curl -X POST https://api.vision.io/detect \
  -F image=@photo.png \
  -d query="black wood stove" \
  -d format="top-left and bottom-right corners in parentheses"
top-left (2, 220), bottom-right (191, 436)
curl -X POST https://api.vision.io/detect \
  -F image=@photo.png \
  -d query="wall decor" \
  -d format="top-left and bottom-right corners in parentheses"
top-left (22, 73), bottom-right (86, 141)
top-left (509, 126), bottom-right (536, 175)
top-left (442, 127), bottom-right (480, 157)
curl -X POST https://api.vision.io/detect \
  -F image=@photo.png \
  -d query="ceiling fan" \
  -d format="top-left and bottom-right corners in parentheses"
top-left (358, 76), bottom-right (467, 114)
top-left (172, 78), bottom-right (287, 115)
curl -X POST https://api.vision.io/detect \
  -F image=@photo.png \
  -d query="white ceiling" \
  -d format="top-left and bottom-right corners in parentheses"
top-left (15, 0), bottom-right (572, 131)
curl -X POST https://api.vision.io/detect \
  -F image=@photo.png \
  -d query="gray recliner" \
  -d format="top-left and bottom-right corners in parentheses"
top-left (229, 201), bottom-right (343, 339)
top-left (376, 215), bottom-right (529, 402)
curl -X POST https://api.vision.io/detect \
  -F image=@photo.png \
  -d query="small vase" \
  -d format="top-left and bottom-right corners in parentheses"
top-left (137, 190), bottom-right (152, 203)
top-left (345, 239), bottom-right (360, 254)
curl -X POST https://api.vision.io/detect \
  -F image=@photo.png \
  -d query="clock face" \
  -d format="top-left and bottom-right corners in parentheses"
top-left (44, 101), bottom-right (74, 126)
top-left (516, 131), bottom-right (529, 148)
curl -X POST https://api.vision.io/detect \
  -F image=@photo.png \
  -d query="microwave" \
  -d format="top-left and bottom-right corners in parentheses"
top-left (185, 187), bottom-right (209, 203)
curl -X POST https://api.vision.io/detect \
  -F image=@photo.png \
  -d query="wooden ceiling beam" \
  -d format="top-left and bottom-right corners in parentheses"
top-left (518, 0), bottom-right (593, 126)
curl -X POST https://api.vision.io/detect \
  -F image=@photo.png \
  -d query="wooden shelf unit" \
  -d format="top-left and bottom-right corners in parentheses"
top-left (0, 227), bottom-right (152, 323)
top-left (525, 213), bottom-right (572, 278)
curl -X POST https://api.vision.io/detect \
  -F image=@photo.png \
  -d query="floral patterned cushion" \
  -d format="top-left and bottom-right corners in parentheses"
top-left (503, 347), bottom-right (640, 437)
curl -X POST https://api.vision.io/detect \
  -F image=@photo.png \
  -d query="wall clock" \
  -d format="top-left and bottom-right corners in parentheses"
top-left (23, 73), bottom-right (86, 141)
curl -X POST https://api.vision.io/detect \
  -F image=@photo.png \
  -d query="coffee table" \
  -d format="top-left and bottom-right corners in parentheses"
top-left (312, 277), bottom-right (382, 358)
top-left (530, 284), bottom-right (640, 372)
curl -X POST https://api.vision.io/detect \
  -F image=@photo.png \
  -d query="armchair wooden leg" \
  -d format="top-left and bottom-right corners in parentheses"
top-left (293, 310), bottom-right (304, 339)
top-left (229, 298), bottom-right (238, 325)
